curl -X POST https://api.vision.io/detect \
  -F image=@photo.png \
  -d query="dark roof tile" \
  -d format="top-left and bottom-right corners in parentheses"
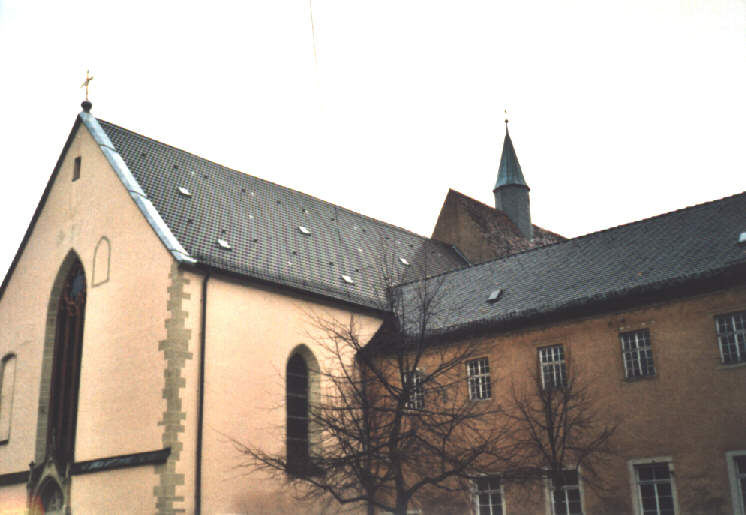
top-left (99, 120), bottom-right (466, 308)
top-left (398, 192), bottom-right (746, 334)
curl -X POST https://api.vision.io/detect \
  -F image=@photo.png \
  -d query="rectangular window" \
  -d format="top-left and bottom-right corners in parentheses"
top-left (73, 156), bottom-right (81, 181)
top-left (727, 451), bottom-right (746, 514)
top-left (620, 329), bottom-right (655, 378)
top-left (0, 355), bottom-right (17, 443)
top-left (475, 476), bottom-right (503, 515)
top-left (404, 370), bottom-right (424, 410)
top-left (634, 463), bottom-right (676, 515)
top-left (539, 345), bottom-right (567, 389)
top-left (550, 470), bottom-right (583, 515)
top-left (715, 311), bottom-right (746, 364)
top-left (467, 358), bottom-right (491, 400)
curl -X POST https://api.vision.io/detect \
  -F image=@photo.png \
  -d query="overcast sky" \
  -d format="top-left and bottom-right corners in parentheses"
top-left (0, 0), bottom-right (744, 279)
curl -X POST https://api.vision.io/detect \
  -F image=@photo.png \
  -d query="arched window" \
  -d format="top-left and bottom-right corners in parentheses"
top-left (286, 353), bottom-right (310, 475)
top-left (0, 354), bottom-right (17, 443)
top-left (92, 236), bottom-right (110, 286)
top-left (38, 478), bottom-right (64, 513)
top-left (48, 259), bottom-right (86, 466)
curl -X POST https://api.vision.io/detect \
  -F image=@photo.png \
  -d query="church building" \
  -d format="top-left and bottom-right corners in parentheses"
top-left (0, 101), bottom-right (743, 514)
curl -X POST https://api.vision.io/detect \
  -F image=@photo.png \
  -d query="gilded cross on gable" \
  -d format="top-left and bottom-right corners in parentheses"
top-left (81, 70), bottom-right (94, 101)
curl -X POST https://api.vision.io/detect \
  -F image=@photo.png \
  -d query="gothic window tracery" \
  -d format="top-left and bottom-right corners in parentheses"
top-left (48, 260), bottom-right (86, 466)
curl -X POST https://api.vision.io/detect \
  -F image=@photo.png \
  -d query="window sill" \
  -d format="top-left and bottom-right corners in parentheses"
top-left (718, 361), bottom-right (746, 370)
top-left (622, 374), bottom-right (657, 383)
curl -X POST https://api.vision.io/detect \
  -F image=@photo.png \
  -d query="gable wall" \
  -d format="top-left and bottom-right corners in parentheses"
top-left (431, 193), bottom-right (515, 264)
top-left (0, 122), bottom-right (176, 508)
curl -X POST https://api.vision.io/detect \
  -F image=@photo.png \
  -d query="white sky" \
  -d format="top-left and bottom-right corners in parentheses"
top-left (0, 0), bottom-right (744, 279)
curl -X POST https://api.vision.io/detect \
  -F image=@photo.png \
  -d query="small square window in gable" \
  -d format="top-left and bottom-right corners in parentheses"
top-left (73, 156), bottom-right (81, 181)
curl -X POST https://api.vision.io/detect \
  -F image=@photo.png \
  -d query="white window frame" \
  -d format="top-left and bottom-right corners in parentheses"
top-left (404, 370), bottom-right (424, 410)
top-left (467, 357), bottom-right (492, 401)
top-left (474, 475), bottom-right (505, 515)
top-left (726, 450), bottom-right (746, 515)
top-left (544, 469), bottom-right (584, 515)
top-left (715, 311), bottom-right (746, 364)
top-left (628, 457), bottom-right (679, 515)
top-left (538, 345), bottom-right (567, 390)
top-left (620, 329), bottom-right (656, 379)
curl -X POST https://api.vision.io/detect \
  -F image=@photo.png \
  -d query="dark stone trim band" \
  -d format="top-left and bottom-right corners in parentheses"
top-left (0, 470), bottom-right (29, 486)
top-left (72, 448), bottom-right (171, 475)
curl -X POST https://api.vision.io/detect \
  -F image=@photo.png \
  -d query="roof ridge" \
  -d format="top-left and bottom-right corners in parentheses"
top-left (395, 190), bottom-right (746, 288)
top-left (98, 119), bottom-right (450, 248)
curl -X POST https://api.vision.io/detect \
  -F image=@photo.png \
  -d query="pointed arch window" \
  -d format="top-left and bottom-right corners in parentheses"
top-left (48, 260), bottom-right (86, 466)
top-left (92, 236), bottom-right (111, 286)
top-left (0, 354), bottom-right (17, 443)
top-left (286, 353), bottom-right (310, 475)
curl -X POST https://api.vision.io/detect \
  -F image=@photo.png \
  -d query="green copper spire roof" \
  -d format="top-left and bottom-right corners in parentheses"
top-left (494, 126), bottom-right (528, 190)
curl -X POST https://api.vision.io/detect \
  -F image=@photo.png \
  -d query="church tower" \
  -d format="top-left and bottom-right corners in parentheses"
top-left (493, 121), bottom-right (533, 239)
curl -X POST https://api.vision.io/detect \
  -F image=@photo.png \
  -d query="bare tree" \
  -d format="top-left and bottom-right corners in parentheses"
top-left (230, 256), bottom-right (517, 515)
top-left (505, 362), bottom-right (617, 511)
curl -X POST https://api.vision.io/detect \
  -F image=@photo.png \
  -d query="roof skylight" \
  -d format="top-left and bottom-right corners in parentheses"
top-left (178, 186), bottom-right (191, 197)
top-left (399, 257), bottom-right (410, 266)
top-left (341, 274), bottom-right (354, 284)
top-left (487, 288), bottom-right (503, 303)
top-left (217, 238), bottom-right (232, 250)
top-left (299, 226), bottom-right (311, 235)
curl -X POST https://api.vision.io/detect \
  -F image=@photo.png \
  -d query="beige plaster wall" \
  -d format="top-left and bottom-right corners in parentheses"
top-left (406, 285), bottom-right (746, 514)
top-left (199, 276), bottom-right (382, 514)
top-left (71, 466), bottom-right (160, 513)
top-left (0, 484), bottom-right (26, 514)
top-left (0, 121), bottom-right (175, 508)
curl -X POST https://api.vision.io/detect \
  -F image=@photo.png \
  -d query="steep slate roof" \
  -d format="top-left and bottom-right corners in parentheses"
top-left (397, 192), bottom-right (746, 335)
top-left (97, 119), bottom-right (466, 309)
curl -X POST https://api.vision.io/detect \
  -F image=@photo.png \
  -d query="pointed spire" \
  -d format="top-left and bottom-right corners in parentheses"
top-left (494, 120), bottom-right (528, 191)
top-left (493, 113), bottom-right (533, 239)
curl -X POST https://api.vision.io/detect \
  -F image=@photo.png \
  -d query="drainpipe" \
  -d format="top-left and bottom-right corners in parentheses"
top-left (195, 271), bottom-right (209, 514)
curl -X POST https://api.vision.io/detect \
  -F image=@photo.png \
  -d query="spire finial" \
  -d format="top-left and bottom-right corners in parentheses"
top-left (504, 109), bottom-right (509, 134)
top-left (80, 70), bottom-right (93, 113)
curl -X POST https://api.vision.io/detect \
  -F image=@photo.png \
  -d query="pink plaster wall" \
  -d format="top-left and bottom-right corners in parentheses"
top-left (198, 276), bottom-right (382, 513)
top-left (0, 484), bottom-right (26, 514)
top-left (71, 466), bottom-right (159, 513)
top-left (0, 120), bottom-right (175, 508)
